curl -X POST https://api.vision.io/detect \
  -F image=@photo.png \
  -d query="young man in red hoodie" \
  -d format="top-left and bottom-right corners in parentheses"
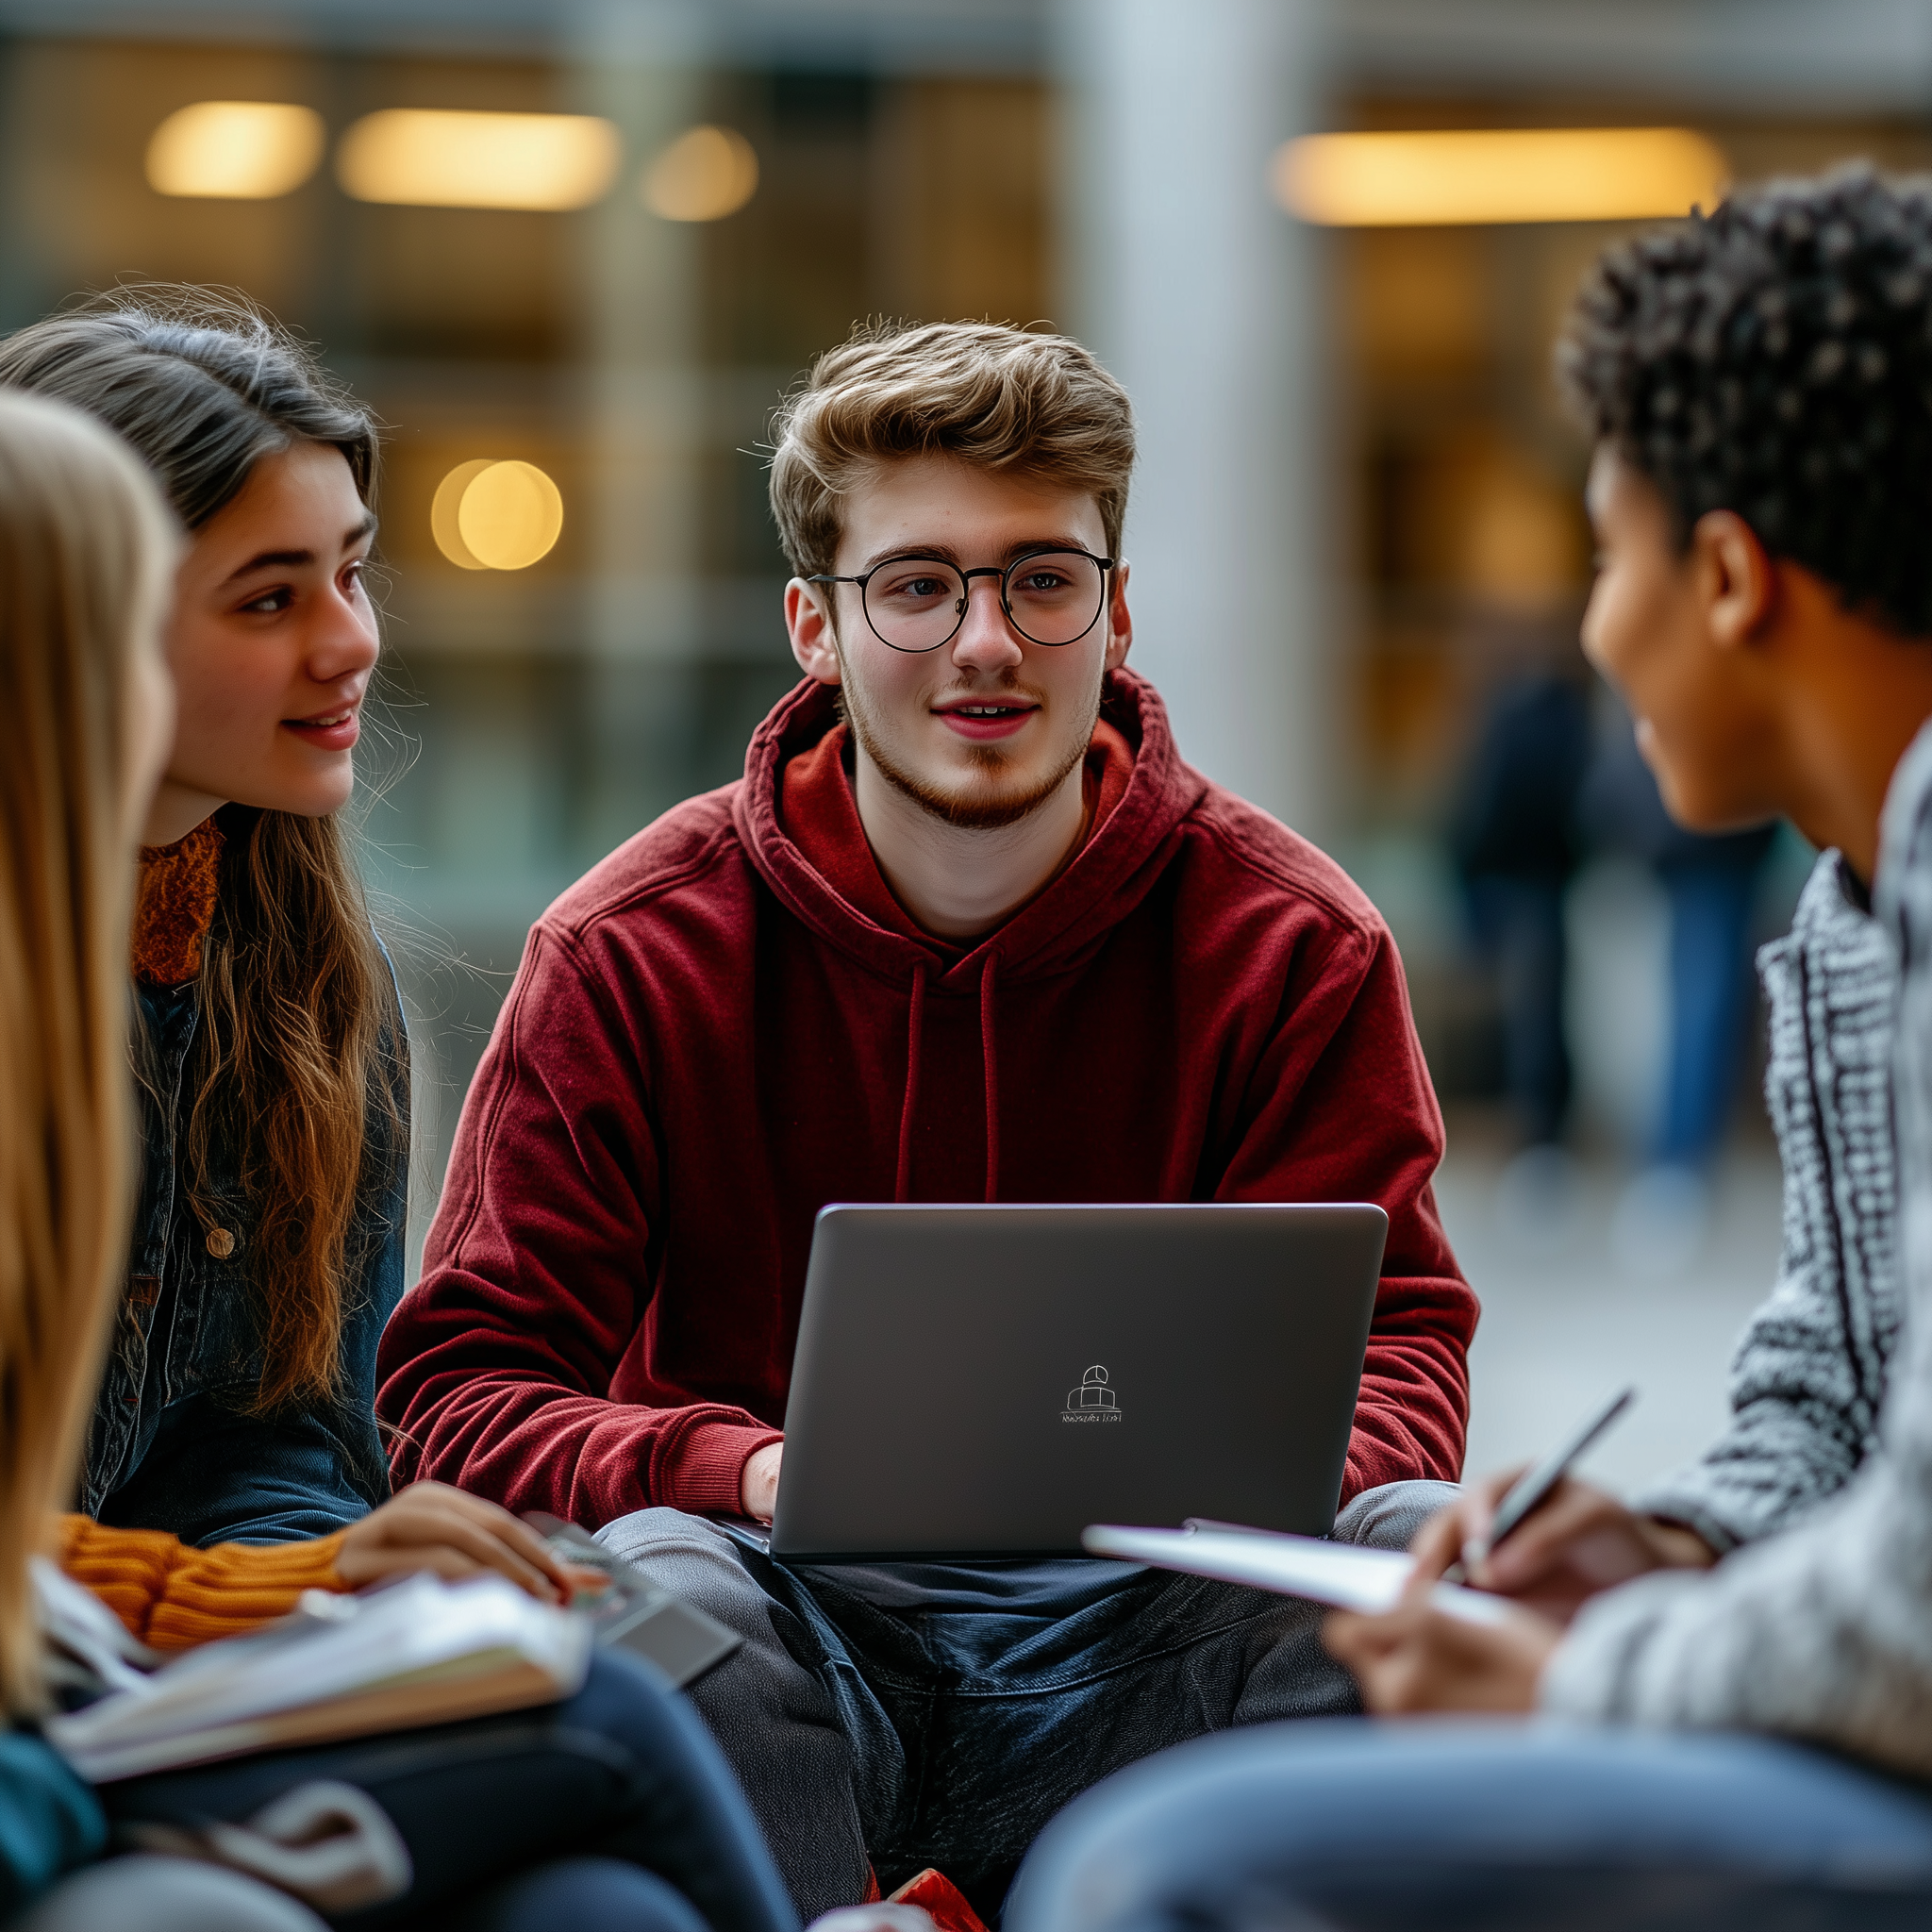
top-left (376, 322), bottom-right (1477, 1919)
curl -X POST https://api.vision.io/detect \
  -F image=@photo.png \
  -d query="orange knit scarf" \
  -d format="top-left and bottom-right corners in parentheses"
top-left (133, 820), bottom-right (225, 988)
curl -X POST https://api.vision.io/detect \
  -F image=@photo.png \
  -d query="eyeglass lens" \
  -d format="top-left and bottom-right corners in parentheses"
top-left (862, 551), bottom-right (1105, 652)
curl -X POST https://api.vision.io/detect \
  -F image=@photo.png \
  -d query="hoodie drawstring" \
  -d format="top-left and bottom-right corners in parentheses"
top-left (894, 960), bottom-right (927, 1204)
top-left (893, 952), bottom-right (1002, 1203)
top-left (979, 951), bottom-right (1000, 1202)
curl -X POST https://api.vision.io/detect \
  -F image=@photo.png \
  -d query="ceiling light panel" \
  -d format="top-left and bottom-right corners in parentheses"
top-left (1276, 128), bottom-right (1729, 227)
top-left (146, 102), bottom-right (325, 200)
top-left (337, 110), bottom-right (623, 211)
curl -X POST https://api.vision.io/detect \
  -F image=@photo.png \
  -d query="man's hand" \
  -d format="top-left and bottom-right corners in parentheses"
top-left (335, 1482), bottom-right (590, 1605)
top-left (741, 1441), bottom-right (783, 1524)
top-left (1407, 1468), bottom-right (1717, 1624)
top-left (1324, 1594), bottom-right (1559, 1714)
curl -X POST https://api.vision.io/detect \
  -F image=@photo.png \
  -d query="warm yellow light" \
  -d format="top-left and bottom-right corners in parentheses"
top-left (337, 110), bottom-right (622, 211)
top-left (641, 125), bottom-right (759, 222)
top-left (1275, 127), bottom-right (1729, 227)
top-left (430, 459), bottom-right (496, 570)
top-left (433, 460), bottom-right (563, 571)
top-left (145, 102), bottom-right (325, 200)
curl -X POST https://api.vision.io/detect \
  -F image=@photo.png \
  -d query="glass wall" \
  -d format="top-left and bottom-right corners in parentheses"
top-left (8, 6), bottom-right (1931, 1257)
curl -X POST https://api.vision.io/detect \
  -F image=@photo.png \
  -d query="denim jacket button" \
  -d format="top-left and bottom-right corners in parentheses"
top-left (205, 1226), bottom-right (236, 1259)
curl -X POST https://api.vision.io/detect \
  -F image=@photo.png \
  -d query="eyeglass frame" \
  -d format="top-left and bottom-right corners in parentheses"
top-left (808, 545), bottom-right (1119, 654)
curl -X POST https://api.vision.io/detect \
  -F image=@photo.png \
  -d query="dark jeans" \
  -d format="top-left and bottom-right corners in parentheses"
top-left (1004, 1718), bottom-right (1932, 1932)
top-left (1465, 874), bottom-right (1570, 1146)
top-left (100, 1651), bottom-right (798, 1932)
top-left (599, 1481), bottom-right (1454, 1920)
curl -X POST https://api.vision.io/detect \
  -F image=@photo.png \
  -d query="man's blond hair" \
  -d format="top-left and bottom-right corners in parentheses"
top-left (768, 320), bottom-right (1135, 579)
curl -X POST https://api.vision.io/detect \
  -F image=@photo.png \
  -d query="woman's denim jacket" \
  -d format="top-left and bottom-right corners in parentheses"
top-left (81, 974), bottom-right (408, 1547)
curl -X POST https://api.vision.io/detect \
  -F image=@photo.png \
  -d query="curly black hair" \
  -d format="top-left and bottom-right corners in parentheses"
top-left (1558, 163), bottom-right (1932, 638)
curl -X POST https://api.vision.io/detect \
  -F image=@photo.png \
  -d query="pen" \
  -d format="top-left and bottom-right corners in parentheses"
top-left (1453, 1386), bottom-right (1637, 1577)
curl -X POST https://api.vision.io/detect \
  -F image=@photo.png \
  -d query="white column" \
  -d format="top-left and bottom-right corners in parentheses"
top-left (570, 4), bottom-right (706, 661)
top-left (1055, 0), bottom-right (1335, 840)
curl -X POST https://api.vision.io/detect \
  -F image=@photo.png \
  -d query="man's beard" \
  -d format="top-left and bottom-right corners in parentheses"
top-left (842, 671), bottom-right (1097, 831)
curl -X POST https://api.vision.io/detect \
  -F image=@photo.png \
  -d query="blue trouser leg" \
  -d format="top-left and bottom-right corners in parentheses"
top-left (450, 1856), bottom-right (709, 1932)
top-left (1005, 1719), bottom-right (1932, 1932)
top-left (1656, 858), bottom-right (1762, 1166)
top-left (102, 1651), bottom-right (799, 1932)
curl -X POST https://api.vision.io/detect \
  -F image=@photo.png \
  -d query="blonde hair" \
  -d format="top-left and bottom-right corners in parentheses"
top-left (0, 391), bottom-right (176, 1713)
top-left (768, 320), bottom-right (1136, 579)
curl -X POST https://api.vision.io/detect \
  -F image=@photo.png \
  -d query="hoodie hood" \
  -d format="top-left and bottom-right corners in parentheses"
top-left (732, 666), bottom-right (1208, 993)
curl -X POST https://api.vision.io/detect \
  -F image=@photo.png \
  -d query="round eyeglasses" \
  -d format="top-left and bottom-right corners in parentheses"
top-left (809, 547), bottom-right (1116, 654)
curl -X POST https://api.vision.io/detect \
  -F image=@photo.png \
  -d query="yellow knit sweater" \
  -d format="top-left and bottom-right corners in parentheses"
top-left (58, 1515), bottom-right (347, 1652)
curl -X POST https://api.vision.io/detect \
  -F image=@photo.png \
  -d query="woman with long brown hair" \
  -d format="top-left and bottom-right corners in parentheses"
top-left (0, 351), bottom-right (805, 1932)
top-left (0, 290), bottom-right (410, 1542)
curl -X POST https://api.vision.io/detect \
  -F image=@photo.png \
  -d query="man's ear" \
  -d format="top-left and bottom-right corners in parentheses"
top-left (1691, 510), bottom-right (1777, 652)
top-left (1103, 559), bottom-right (1132, 672)
top-left (786, 578), bottom-right (843, 686)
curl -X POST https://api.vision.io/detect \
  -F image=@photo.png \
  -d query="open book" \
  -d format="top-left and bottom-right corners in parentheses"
top-left (44, 1570), bottom-right (591, 1784)
top-left (1082, 1523), bottom-right (1514, 1624)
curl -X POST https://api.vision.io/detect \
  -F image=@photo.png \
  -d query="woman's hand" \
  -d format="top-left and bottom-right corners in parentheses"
top-left (335, 1482), bottom-right (593, 1605)
top-left (1324, 1595), bottom-right (1560, 1714)
top-left (1406, 1468), bottom-right (1717, 1624)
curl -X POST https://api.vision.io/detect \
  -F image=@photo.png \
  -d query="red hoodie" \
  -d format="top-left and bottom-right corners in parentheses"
top-left (377, 670), bottom-right (1477, 1521)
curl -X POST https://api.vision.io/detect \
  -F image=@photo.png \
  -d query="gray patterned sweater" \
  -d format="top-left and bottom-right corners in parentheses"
top-left (1633, 846), bottom-right (1901, 1553)
top-left (1542, 721), bottom-right (1932, 1774)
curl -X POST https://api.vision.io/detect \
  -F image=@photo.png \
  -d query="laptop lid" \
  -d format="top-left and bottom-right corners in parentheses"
top-left (769, 1202), bottom-right (1388, 1562)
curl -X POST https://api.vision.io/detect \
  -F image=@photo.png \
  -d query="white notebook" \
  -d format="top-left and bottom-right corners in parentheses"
top-left (45, 1571), bottom-right (591, 1783)
top-left (1081, 1523), bottom-right (1514, 1624)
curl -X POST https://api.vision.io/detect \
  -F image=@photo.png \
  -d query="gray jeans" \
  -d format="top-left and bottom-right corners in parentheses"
top-left (597, 1480), bottom-right (1454, 1920)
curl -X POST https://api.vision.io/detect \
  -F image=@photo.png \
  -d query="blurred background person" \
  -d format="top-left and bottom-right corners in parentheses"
top-left (1448, 666), bottom-right (1591, 1159)
top-left (1581, 712), bottom-right (1778, 1268)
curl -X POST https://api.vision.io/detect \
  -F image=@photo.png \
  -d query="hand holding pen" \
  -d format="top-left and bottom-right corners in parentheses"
top-left (1406, 1388), bottom-right (1717, 1625)
top-left (1324, 1387), bottom-right (1723, 1717)
top-left (1444, 1388), bottom-right (1635, 1582)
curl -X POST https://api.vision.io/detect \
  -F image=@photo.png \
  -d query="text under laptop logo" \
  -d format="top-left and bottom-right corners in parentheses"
top-left (1063, 1364), bottom-right (1123, 1424)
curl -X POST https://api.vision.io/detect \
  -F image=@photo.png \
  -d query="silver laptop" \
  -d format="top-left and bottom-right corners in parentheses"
top-left (766, 1202), bottom-right (1388, 1562)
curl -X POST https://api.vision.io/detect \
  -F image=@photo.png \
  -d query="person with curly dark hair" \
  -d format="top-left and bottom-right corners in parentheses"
top-left (999, 164), bottom-right (1932, 1932)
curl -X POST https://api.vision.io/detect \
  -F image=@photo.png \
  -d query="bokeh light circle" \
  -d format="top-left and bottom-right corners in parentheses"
top-left (430, 458), bottom-right (495, 569)
top-left (641, 125), bottom-right (759, 223)
top-left (454, 460), bottom-right (564, 571)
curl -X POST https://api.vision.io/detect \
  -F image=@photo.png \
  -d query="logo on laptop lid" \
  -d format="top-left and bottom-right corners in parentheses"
top-left (1062, 1363), bottom-right (1123, 1424)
